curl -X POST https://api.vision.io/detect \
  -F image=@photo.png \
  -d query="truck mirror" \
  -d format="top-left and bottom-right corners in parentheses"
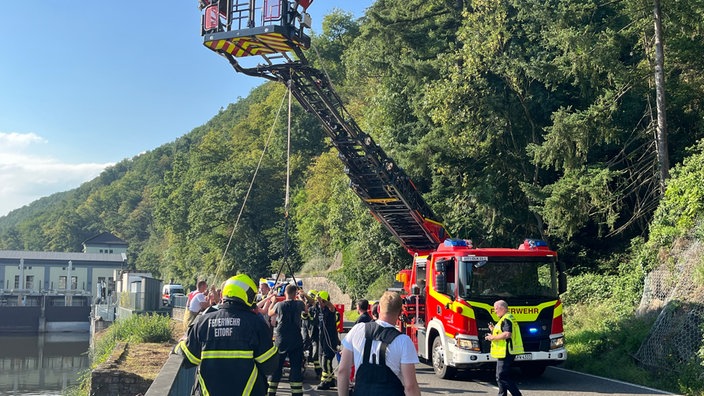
top-left (558, 261), bottom-right (567, 294)
top-left (434, 259), bottom-right (448, 294)
top-left (558, 272), bottom-right (567, 294)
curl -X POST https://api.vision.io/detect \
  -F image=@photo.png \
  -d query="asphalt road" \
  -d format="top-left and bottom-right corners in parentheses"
top-left (278, 323), bottom-right (678, 395)
top-left (277, 361), bottom-right (678, 396)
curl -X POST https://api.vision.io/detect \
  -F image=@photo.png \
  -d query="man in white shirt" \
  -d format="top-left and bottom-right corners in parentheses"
top-left (337, 291), bottom-right (421, 396)
top-left (183, 280), bottom-right (209, 332)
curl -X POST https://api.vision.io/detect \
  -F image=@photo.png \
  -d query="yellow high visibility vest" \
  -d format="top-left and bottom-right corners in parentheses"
top-left (490, 313), bottom-right (525, 358)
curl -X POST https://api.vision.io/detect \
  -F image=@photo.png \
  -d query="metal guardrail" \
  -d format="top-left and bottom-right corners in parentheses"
top-left (144, 352), bottom-right (195, 396)
top-left (93, 303), bottom-right (116, 322)
top-left (172, 295), bottom-right (188, 308)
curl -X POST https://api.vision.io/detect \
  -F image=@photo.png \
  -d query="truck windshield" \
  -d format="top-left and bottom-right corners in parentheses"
top-left (459, 256), bottom-right (558, 299)
top-left (169, 287), bottom-right (185, 295)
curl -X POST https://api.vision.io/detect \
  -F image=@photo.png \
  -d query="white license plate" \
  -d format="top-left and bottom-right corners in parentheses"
top-left (514, 353), bottom-right (532, 361)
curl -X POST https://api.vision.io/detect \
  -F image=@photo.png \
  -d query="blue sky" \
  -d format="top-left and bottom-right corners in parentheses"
top-left (0, 1), bottom-right (374, 217)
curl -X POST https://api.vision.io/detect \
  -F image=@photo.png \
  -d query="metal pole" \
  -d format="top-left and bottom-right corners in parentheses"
top-left (68, 260), bottom-right (72, 290)
top-left (20, 258), bottom-right (25, 290)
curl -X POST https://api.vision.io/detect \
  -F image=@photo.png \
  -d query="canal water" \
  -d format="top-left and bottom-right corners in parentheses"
top-left (0, 333), bottom-right (90, 395)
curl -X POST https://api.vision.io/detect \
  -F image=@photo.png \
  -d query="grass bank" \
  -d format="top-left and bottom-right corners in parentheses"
top-left (65, 313), bottom-right (174, 396)
top-left (562, 272), bottom-right (703, 395)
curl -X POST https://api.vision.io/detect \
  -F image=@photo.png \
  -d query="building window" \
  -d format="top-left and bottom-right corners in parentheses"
top-left (59, 276), bottom-right (67, 289)
top-left (14, 275), bottom-right (19, 289)
top-left (25, 275), bottom-right (34, 290)
top-left (109, 249), bottom-right (113, 253)
top-left (71, 276), bottom-right (78, 290)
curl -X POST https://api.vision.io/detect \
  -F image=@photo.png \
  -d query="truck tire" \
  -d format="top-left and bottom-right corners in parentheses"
top-left (520, 364), bottom-right (547, 378)
top-left (431, 336), bottom-right (456, 379)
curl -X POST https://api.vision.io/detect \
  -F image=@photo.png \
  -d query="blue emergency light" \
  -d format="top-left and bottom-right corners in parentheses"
top-left (525, 239), bottom-right (548, 248)
top-left (444, 238), bottom-right (468, 247)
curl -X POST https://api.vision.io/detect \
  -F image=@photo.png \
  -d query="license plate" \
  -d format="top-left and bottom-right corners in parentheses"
top-left (514, 353), bottom-right (532, 361)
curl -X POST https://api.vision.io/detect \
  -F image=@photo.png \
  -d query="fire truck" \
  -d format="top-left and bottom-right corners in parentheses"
top-left (198, 0), bottom-right (567, 378)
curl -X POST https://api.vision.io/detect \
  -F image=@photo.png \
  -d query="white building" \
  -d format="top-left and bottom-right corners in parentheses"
top-left (0, 232), bottom-right (128, 295)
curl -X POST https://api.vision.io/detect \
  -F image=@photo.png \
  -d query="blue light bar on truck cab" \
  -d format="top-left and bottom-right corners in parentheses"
top-left (444, 238), bottom-right (470, 247)
top-left (524, 239), bottom-right (548, 248)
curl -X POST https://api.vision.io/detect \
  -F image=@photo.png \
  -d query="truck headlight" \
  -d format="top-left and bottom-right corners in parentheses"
top-left (550, 336), bottom-right (565, 350)
top-left (456, 337), bottom-right (480, 351)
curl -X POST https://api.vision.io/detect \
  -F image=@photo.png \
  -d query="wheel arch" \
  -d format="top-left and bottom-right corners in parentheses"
top-left (426, 318), bottom-right (447, 364)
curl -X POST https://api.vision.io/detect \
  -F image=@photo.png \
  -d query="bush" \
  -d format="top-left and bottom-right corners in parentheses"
top-left (562, 273), bottom-right (616, 305)
top-left (648, 141), bottom-right (704, 252)
top-left (563, 301), bottom-right (678, 390)
top-left (366, 273), bottom-right (396, 300)
top-left (91, 313), bottom-right (172, 364)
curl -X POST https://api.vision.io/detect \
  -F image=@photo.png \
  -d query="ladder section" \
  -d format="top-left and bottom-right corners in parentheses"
top-left (199, 1), bottom-right (447, 254)
top-left (281, 65), bottom-right (447, 254)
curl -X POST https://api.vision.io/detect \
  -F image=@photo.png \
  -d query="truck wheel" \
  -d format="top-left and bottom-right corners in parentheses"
top-left (431, 337), bottom-right (456, 379)
top-left (520, 364), bottom-right (546, 378)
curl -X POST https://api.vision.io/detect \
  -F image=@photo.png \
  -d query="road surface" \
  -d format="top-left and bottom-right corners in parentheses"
top-left (277, 361), bottom-right (678, 395)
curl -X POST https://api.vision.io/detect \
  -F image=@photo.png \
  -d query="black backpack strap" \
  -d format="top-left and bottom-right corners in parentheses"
top-left (376, 326), bottom-right (401, 365)
top-left (362, 322), bottom-right (379, 363)
top-left (361, 322), bottom-right (402, 365)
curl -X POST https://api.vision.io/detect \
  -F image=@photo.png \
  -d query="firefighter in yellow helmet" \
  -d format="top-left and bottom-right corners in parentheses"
top-left (174, 274), bottom-right (278, 395)
top-left (300, 289), bottom-right (317, 372)
top-left (305, 289), bottom-right (323, 376)
top-left (314, 290), bottom-right (340, 390)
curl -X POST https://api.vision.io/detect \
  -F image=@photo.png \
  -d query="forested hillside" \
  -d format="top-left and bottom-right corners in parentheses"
top-left (1, 0), bottom-right (703, 302)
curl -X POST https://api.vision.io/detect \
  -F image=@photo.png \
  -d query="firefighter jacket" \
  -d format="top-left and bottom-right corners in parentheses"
top-left (489, 313), bottom-right (525, 359)
top-left (317, 304), bottom-right (340, 355)
top-left (308, 304), bottom-right (320, 340)
top-left (175, 300), bottom-right (278, 396)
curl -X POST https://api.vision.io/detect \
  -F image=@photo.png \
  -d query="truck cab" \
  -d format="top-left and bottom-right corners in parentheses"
top-left (401, 239), bottom-right (567, 378)
top-left (162, 284), bottom-right (185, 307)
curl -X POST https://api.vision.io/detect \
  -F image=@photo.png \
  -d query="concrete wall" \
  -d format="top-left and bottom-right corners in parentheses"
top-left (144, 353), bottom-right (196, 396)
top-left (90, 342), bottom-right (153, 396)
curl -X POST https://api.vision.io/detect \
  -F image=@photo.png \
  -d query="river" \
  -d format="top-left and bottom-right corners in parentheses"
top-left (0, 333), bottom-right (90, 395)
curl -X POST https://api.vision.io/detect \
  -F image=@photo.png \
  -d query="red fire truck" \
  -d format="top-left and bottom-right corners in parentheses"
top-left (198, 0), bottom-right (567, 377)
top-left (395, 238), bottom-right (566, 378)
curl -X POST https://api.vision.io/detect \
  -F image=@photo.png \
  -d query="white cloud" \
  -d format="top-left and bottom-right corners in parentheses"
top-left (0, 131), bottom-right (46, 147)
top-left (0, 132), bottom-right (113, 217)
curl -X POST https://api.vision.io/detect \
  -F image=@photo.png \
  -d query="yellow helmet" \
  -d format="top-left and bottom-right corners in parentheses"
top-left (222, 274), bottom-right (257, 307)
top-left (318, 290), bottom-right (330, 301)
top-left (308, 289), bottom-right (318, 298)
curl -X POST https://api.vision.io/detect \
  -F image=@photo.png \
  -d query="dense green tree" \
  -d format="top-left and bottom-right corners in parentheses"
top-left (2, 0), bottom-right (704, 297)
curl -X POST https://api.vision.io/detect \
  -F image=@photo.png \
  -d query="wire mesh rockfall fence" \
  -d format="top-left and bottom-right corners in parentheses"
top-left (634, 239), bottom-right (704, 372)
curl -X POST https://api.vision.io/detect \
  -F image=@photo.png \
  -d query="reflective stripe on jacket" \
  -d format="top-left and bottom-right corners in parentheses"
top-left (490, 313), bottom-right (525, 359)
top-left (177, 301), bottom-right (277, 395)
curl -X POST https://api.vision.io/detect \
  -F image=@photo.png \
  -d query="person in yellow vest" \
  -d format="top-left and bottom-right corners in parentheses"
top-left (485, 300), bottom-right (524, 396)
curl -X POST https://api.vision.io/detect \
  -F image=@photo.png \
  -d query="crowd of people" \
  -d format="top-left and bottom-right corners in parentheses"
top-left (173, 274), bottom-right (520, 396)
top-left (173, 274), bottom-right (350, 395)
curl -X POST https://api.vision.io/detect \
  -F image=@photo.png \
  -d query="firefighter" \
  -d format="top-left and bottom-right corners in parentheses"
top-left (174, 274), bottom-right (278, 396)
top-left (299, 289), bottom-right (315, 371)
top-left (315, 290), bottom-right (340, 390)
top-left (306, 289), bottom-right (323, 376)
